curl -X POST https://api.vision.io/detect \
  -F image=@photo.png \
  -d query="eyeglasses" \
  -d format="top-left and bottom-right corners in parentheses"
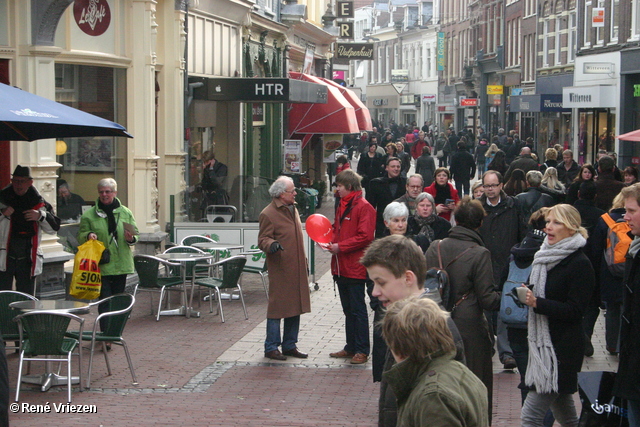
top-left (284, 189), bottom-right (297, 194)
top-left (98, 190), bottom-right (113, 194)
top-left (482, 184), bottom-right (500, 189)
top-left (407, 185), bottom-right (423, 189)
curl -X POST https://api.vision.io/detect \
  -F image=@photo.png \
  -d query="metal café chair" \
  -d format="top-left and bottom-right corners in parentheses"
top-left (67, 293), bottom-right (137, 388)
top-left (180, 234), bottom-right (217, 246)
top-left (0, 290), bottom-right (38, 352)
top-left (163, 245), bottom-right (211, 306)
top-left (132, 254), bottom-right (184, 321)
top-left (193, 255), bottom-right (248, 322)
top-left (204, 205), bottom-right (238, 223)
top-left (239, 249), bottom-right (269, 299)
top-left (14, 311), bottom-right (84, 403)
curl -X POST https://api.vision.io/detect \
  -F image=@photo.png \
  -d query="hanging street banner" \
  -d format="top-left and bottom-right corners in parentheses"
top-left (335, 43), bottom-right (374, 60)
top-left (437, 32), bottom-right (445, 71)
top-left (391, 69), bottom-right (409, 94)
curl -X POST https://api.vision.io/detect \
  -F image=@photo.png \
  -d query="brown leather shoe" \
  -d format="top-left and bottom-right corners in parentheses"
top-left (282, 347), bottom-right (308, 359)
top-left (350, 353), bottom-right (368, 364)
top-left (329, 349), bottom-right (355, 358)
top-left (264, 350), bottom-right (287, 361)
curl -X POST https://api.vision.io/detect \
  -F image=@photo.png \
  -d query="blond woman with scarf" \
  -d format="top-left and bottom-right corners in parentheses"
top-left (519, 204), bottom-right (595, 426)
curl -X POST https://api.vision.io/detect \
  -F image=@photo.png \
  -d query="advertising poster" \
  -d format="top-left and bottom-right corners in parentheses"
top-left (323, 134), bottom-right (343, 163)
top-left (283, 139), bottom-right (302, 173)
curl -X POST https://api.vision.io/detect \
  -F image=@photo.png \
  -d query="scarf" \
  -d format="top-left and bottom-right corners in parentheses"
top-left (336, 190), bottom-right (360, 222)
top-left (98, 198), bottom-right (121, 243)
top-left (413, 211), bottom-right (437, 243)
top-left (433, 183), bottom-right (451, 205)
top-left (629, 236), bottom-right (640, 258)
top-left (525, 231), bottom-right (586, 394)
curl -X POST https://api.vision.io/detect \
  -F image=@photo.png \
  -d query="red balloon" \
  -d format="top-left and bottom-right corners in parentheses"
top-left (305, 214), bottom-right (333, 244)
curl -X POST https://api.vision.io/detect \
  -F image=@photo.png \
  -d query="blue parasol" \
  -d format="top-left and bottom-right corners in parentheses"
top-left (0, 82), bottom-right (132, 141)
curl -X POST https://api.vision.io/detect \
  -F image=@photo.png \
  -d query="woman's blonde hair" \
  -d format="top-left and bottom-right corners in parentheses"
top-left (610, 192), bottom-right (626, 211)
top-left (544, 148), bottom-right (557, 161)
top-left (546, 204), bottom-right (588, 239)
top-left (485, 143), bottom-right (499, 157)
top-left (541, 167), bottom-right (565, 191)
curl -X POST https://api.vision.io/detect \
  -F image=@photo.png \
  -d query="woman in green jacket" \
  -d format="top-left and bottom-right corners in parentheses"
top-left (79, 178), bottom-right (138, 332)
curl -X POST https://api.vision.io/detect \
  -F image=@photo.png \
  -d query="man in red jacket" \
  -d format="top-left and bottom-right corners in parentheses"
top-left (324, 169), bottom-right (376, 364)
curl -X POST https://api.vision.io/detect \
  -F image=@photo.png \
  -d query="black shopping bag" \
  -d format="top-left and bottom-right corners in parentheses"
top-left (578, 371), bottom-right (629, 427)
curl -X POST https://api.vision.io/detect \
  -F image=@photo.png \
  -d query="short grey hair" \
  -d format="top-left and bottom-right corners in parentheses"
top-left (526, 170), bottom-right (543, 187)
top-left (269, 176), bottom-right (294, 198)
top-left (408, 174), bottom-right (424, 187)
top-left (97, 178), bottom-right (117, 192)
top-left (383, 202), bottom-right (409, 222)
top-left (414, 192), bottom-right (435, 206)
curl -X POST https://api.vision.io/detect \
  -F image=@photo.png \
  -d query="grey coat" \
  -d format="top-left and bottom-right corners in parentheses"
top-left (425, 226), bottom-right (500, 417)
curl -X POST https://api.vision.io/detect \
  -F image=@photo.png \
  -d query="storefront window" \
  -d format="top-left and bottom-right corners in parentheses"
top-left (55, 64), bottom-right (128, 217)
top-left (578, 109), bottom-right (615, 165)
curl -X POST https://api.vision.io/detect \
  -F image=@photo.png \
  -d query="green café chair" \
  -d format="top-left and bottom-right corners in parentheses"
top-left (0, 290), bottom-right (38, 352)
top-left (14, 311), bottom-right (84, 403)
top-left (193, 255), bottom-right (247, 322)
top-left (133, 254), bottom-right (184, 321)
top-left (67, 293), bottom-right (137, 389)
top-left (180, 234), bottom-right (217, 246)
top-left (239, 250), bottom-right (269, 299)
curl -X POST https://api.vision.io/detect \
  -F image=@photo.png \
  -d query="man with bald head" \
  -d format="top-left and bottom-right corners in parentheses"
top-left (504, 146), bottom-right (539, 182)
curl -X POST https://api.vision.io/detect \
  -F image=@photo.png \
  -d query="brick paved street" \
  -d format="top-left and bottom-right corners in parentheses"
top-left (6, 186), bottom-right (619, 426)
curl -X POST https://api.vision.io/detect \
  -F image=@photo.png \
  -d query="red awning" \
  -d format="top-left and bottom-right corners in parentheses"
top-left (319, 77), bottom-right (372, 132)
top-left (288, 73), bottom-right (359, 137)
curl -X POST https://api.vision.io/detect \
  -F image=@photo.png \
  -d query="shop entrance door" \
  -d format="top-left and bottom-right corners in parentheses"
top-left (578, 109), bottom-right (615, 165)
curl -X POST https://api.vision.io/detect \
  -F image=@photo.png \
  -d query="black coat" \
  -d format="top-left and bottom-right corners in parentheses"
top-left (613, 247), bottom-right (640, 401)
top-left (514, 187), bottom-right (555, 228)
top-left (557, 160), bottom-right (580, 187)
top-left (356, 152), bottom-right (384, 190)
top-left (478, 192), bottom-right (526, 284)
top-left (449, 149), bottom-right (476, 182)
top-left (415, 154), bottom-right (436, 186)
top-left (366, 175), bottom-right (407, 237)
top-left (504, 154), bottom-right (539, 182)
top-left (406, 215), bottom-right (451, 253)
top-left (531, 249), bottom-right (595, 394)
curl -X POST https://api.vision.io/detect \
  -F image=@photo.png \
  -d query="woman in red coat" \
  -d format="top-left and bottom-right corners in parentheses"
top-left (423, 167), bottom-right (459, 222)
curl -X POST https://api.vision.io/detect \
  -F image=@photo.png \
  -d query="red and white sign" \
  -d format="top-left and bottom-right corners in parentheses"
top-left (460, 98), bottom-right (478, 107)
top-left (592, 8), bottom-right (605, 28)
top-left (422, 94), bottom-right (436, 103)
top-left (74, 0), bottom-right (111, 36)
top-left (632, 157), bottom-right (640, 165)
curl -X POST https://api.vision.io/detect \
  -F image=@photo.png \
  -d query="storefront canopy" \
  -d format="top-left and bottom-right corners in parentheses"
top-left (190, 77), bottom-right (328, 104)
top-left (618, 129), bottom-right (640, 142)
top-left (318, 77), bottom-right (372, 132)
top-left (288, 73), bottom-right (359, 136)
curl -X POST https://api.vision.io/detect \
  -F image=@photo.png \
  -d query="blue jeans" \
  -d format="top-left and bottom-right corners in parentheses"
top-left (265, 316), bottom-right (300, 353)
top-left (336, 276), bottom-right (370, 355)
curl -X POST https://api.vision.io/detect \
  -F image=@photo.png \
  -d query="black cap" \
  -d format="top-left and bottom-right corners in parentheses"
top-left (12, 165), bottom-right (32, 179)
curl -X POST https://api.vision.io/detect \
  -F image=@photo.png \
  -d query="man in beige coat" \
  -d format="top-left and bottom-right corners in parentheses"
top-left (258, 176), bottom-right (311, 360)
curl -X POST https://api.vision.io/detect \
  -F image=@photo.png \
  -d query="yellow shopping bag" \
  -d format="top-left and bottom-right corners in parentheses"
top-left (69, 239), bottom-right (105, 300)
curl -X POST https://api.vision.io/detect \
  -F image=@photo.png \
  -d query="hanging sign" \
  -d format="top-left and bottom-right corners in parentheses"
top-left (74, 0), bottom-right (111, 37)
top-left (284, 140), bottom-right (302, 173)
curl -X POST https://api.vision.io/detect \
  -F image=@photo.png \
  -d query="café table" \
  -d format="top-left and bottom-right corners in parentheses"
top-left (156, 252), bottom-right (214, 318)
top-left (10, 299), bottom-right (90, 392)
top-left (191, 242), bottom-right (244, 300)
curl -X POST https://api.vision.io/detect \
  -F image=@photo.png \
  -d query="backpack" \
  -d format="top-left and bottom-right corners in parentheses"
top-left (602, 213), bottom-right (632, 278)
top-left (429, 240), bottom-right (476, 312)
top-left (500, 259), bottom-right (532, 328)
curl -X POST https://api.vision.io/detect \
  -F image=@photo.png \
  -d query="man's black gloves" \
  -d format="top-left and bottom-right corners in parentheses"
top-left (269, 241), bottom-right (284, 254)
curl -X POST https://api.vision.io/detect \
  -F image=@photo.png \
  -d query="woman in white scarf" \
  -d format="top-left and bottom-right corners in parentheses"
top-left (519, 204), bottom-right (595, 427)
